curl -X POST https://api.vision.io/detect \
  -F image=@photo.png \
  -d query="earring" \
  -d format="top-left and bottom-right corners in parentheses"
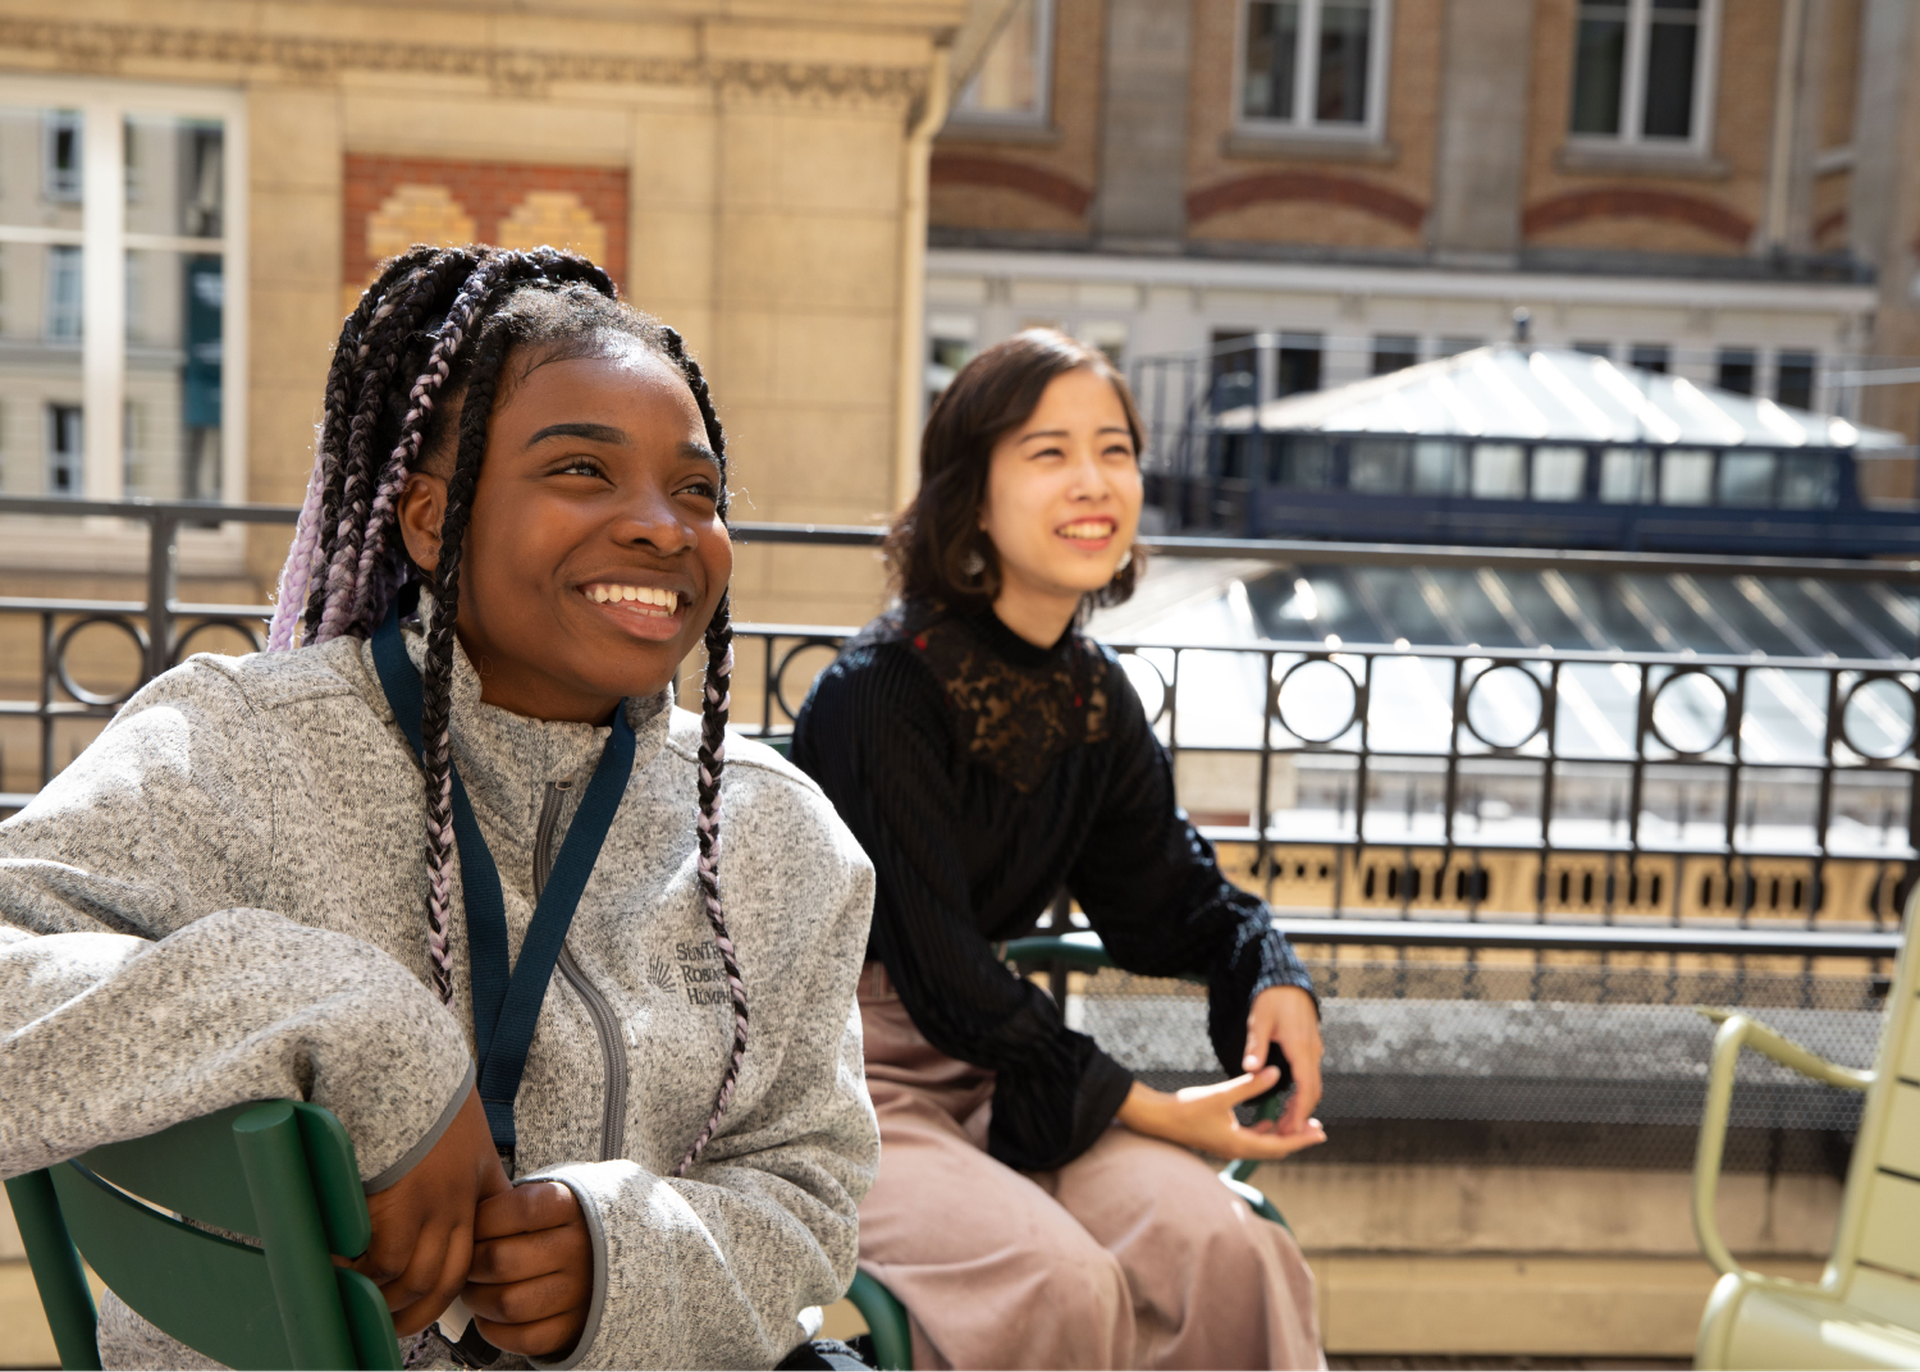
top-left (960, 549), bottom-right (987, 578)
top-left (1114, 548), bottom-right (1133, 573)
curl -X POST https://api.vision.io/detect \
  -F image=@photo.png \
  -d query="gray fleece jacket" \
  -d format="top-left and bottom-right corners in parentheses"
top-left (0, 625), bottom-right (879, 1370)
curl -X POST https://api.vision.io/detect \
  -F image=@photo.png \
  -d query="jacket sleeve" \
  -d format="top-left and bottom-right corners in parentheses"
top-left (526, 758), bottom-right (880, 1371)
top-left (792, 646), bottom-right (1134, 1173)
top-left (1067, 659), bottom-right (1316, 1089)
top-left (0, 662), bottom-right (473, 1190)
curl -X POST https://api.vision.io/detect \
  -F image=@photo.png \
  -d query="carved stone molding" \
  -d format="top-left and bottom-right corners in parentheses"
top-left (0, 17), bottom-right (928, 105)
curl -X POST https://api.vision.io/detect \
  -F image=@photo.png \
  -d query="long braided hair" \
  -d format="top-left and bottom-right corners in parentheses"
top-left (269, 245), bottom-right (746, 1175)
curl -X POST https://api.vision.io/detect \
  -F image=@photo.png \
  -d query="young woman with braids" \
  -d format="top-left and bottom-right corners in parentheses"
top-left (0, 245), bottom-right (879, 1370)
top-left (791, 330), bottom-right (1326, 1371)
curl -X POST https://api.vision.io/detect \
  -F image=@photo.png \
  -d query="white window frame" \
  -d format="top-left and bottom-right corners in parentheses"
top-left (947, 0), bottom-right (1056, 132)
top-left (0, 75), bottom-right (247, 571)
top-left (1566, 0), bottom-right (1721, 155)
top-left (1233, 0), bottom-right (1393, 143)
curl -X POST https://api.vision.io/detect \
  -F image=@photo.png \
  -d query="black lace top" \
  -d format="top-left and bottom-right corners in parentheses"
top-left (791, 599), bottom-right (1314, 1172)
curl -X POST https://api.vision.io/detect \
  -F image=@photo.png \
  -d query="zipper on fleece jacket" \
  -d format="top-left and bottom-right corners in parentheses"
top-left (534, 778), bottom-right (629, 1164)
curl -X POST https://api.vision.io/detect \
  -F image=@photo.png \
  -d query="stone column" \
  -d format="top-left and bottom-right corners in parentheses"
top-left (1429, 0), bottom-right (1535, 266)
top-left (1093, 0), bottom-right (1191, 248)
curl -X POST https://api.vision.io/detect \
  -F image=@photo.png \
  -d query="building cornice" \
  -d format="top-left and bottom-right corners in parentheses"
top-left (0, 15), bottom-right (928, 104)
top-left (925, 246), bottom-right (1882, 314)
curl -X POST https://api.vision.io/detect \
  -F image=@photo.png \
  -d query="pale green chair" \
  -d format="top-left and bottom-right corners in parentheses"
top-left (1692, 895), bottom-right (1920, 1369)
top-left (5, 1099), bottom-right (401, 1370)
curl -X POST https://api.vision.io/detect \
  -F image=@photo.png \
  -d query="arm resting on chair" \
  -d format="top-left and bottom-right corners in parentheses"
top-left (1692, 1009), bottom-right (1874, 1279)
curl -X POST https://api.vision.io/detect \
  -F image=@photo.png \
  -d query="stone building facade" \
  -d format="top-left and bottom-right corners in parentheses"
top-left (924, 0), bottom-right (1920, 470)
top-left (0, 0), bottom-right (965, 633)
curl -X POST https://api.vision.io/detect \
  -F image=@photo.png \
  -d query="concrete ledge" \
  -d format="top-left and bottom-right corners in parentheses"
top-left (1312, 1253), bottom-right (1820, 1357)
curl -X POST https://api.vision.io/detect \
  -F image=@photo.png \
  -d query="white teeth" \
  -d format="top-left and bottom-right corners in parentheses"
top-left (1059, 522), bottom-right (1113, 538)
top-left (586, 584), bottom-right (679, 612)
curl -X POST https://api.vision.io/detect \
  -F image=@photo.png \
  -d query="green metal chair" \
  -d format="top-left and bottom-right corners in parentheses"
top-left (1691, 893), bottom-right (1920, 1369)
top-left (841, 930), bottom-right (1295, 1370)
top-left (5, 1099), bottom-right (403, 1370)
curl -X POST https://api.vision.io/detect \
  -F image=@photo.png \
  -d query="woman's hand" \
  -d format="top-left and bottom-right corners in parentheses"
top-left (352, 1086), bottom-right (511, 1335)
top-left (1115, 1068), bottom-right (1325, 1160)
top-left (1240, 984), bottom-right (1324, 1140)
top-left (463, 1180), bottom-right (594, 1358)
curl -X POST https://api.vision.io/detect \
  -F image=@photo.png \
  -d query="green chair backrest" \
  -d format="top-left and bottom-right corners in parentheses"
top-left (1827, 902), bottom-right (1920, 1329)
top-left (4, 1099), bottom-right (402, 1371)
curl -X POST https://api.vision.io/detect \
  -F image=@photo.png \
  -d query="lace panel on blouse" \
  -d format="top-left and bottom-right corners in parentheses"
top-left (897, 608), bottom-right (1112, 793)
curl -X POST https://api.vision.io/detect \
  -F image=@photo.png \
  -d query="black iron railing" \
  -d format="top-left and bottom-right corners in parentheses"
top-left (0, 495), bottom-right (1908, 962)
top-left (2, 495), bottom-right (1907, 1163)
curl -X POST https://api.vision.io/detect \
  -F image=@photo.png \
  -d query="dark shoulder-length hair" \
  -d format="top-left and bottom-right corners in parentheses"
top-left (886, 328), bottom-right (1147, 612)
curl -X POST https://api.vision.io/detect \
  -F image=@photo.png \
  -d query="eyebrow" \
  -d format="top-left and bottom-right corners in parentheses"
top-left (526, 421), bottom-right (627, 448)
top-left (1019, 425), bottom-right (1134, 441)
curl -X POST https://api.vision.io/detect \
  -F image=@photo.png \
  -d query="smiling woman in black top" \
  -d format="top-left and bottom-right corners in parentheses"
top-left (792, 330), bottom-right (1326, 1371)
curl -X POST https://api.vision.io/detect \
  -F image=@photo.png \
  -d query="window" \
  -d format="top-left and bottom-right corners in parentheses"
top-left (1439, 336), bottom-right (1481, 358)
top-left (1471, 444), bottom-right (1525, 499)
top-left (1349, 438), bottom-right (1409, 493)
top-left (45, 245), bottom-right (82, 338)
top-left (1211, 331), bottom-right (1259, 413)
top-left (42, 110), bottom-right (80, 200)
top-left (1630, 344), bottom-right (1670, 374)
top-left (46, 403), bottom-right (80, 494)
top-left (1277, 333), bottom-right (1322, 397)
top-left (1078, 320), bottom-right (1128, 371)
top-left (1715, 347), bottom-right (1755, 396)
top-left (925, 314), bottom-right (977, 409)
top-left (1532, 446), bottom-right (1588, 501)
top-left (1574, 341), bottom-right (1614, 359)
top-left (1661, 448), bottom-right (1714, 504)
top-left (0, 81), bottom-right (243, 506)
top-left (1775, 351), bottom-right (1815, 411)
top-left (1779, 452), bottom-right (1835, 509)
top-left (1372, 334), bottom-right (1418, 375)
top-left (1717, 449), bottom-right (1776, 506)
top-left (1599, 447), bottom-right (1655, 502)
top-left (1239, 0), bottom-right (1390, 137)
top-left (1569, 0), bottom-right (1717, 148)
top-left (951, 0), bottom-right (1053, 127)
top-left (1268, 435), bottom-right (1331, 489)
top-left (1412, 440), bottom-right (1468, 495)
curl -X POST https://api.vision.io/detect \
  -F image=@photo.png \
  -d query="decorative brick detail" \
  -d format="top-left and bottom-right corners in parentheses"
top-left (1185, 171), bottom-right (1427, 231)
top-left (343, 154), bottom-right (628, 292)
top-left (1522, 187), bottom-right (1753, 246)
top-left (929, 153), bottom-right (1095, 217)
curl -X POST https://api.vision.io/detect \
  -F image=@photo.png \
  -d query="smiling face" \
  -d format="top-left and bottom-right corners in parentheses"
top-left (397, 341), bottom-right (730, 724)
top-left (976, 365), bottom-right (1142, 644)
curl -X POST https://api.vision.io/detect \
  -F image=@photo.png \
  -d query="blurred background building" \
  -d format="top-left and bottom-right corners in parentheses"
top-left (924, 0), bottom-right (1920, 487)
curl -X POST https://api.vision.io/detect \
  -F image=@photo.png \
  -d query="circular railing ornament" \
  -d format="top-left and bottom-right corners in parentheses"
top-left (769, 637), bottom-right (846, 724)
top-left (170, 616), bottom-right (267, 667)
top-left (1648, 668), bottom-right (1733, 757)
top-left (1462, 662), bottom-right (1549, 751)
top-left (54, 616), bottom-right (150, 707)
top-left (1273, 656), bottom-right (1362, 745)
top-left (1839, 674), bottom-right (1918, 761)
top-left (1115, 649), bottom-right (1171, 725)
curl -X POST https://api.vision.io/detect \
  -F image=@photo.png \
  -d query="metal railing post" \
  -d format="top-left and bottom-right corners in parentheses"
top-left (144, 507), bottom-right (177, 686)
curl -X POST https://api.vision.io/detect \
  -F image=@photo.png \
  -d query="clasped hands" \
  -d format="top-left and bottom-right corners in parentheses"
top-left (346, 1087), bottom-right (592, 1359)
top-left (1115, 984), bottom-right (1326, 1160)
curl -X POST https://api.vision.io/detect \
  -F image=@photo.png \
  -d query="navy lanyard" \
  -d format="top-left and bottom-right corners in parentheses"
top-left (371, 605), bottom-right (636, 1149)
